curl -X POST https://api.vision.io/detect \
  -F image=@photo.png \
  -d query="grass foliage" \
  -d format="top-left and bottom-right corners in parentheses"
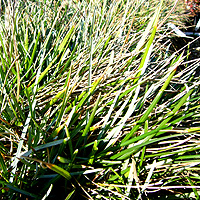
top-left (0, 0), bottom-right (199, 199)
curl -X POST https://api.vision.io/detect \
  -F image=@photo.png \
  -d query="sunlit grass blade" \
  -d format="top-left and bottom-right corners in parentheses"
top-left (111, 133), bottom-right (183, 160)
top-left (28, 55), bottom-right (59, 91)
top-left (26, 31), bottom-right (40, 74)
top-left (134, 3), bottom-right (161, 84)
top-left (88, 140), bottom-right (98, 165)
top-left (43, 66), bottom-right (71, 114)
top-left (41, 184), bottom-right (53, 200)
top-left (104, 86), bottom-right (140, 149)
top-left (122, 52), bottom-right (184, 143)
top-left (65, 189), bottom-right (76, 200)
top-left (57, 25), bottom-right (75, 54)
top-left (45, 163), bottom-right (71, 181)
top-left (186, 176), bottom-right (200, 200)
top-left (135, 0), bottom-right (162, 53)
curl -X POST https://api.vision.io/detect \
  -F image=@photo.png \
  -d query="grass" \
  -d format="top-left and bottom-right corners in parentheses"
top-left (0, 0), bottom-right (199, 199)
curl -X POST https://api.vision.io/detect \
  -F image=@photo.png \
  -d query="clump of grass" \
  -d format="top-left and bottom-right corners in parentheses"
top-left (0, 0), bottom-right (199, 199)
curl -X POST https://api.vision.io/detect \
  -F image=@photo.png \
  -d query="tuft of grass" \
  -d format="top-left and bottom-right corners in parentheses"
top-left (0, 0), bottom-right (199, 199)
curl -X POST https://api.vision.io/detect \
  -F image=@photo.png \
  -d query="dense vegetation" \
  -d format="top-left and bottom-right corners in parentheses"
top-left (0, 0), bottom-right (199, 199)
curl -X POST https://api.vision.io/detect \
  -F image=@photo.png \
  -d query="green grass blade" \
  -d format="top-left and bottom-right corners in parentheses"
top-left (111, 133), bottom-right (183, 160)
top-left (6, 184), bottom-right (38, 198)
top-left (76, 92), bottom-right (101, 147)
top-left (65, 189), bottom-right (76, 200)
top-left (65, 126), bottom-right (73, 158)
top-left (104, 86), bottom-right (140, 149)
top-left (186, 176), bottom-right (200, 200)
top-left (27, 31), bottom-right (40, 70)
top-left (88, 140), bottom-right (98, 165)
top-left (22, 139), bottom-right (66, 157)
top-left (46, 163), bottom-right (71, 181)
top-left (0, 33), bottom-right (11, 65)
top-left (122, 53), bottom-right (183, 143)
top-left (0, 152), bottom-right (7, 175)
top-left (57, 25), bottom-right (75, 54)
